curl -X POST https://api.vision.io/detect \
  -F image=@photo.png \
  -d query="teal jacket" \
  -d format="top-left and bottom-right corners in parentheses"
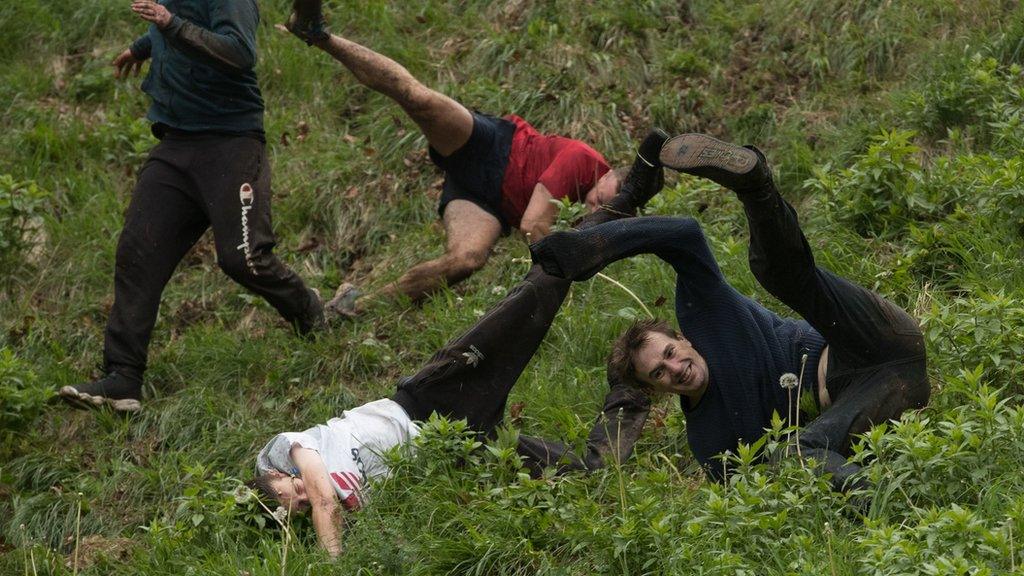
top-left (129, 0), bottom-right (264, 133)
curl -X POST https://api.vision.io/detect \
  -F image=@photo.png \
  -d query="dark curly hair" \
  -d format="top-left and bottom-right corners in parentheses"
top-left (607, 318), bottom-right (681, 392)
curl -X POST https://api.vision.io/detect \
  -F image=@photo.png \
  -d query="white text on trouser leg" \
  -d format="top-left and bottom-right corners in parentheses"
top-left (237, 183), bottom-right (258, 275)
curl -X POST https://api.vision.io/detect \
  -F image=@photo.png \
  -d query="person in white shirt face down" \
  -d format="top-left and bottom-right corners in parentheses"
top-left (247, 131), bottom-right (669, 557)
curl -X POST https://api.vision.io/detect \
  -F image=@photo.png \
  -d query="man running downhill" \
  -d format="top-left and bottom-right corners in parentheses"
top-left (59, 0), bottom-right (324, 413)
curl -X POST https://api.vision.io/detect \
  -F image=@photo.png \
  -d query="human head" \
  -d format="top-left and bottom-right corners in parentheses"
top-left (247, 471), bottom-right (309, 513)
top-left (584, 167), bottom-right (629, 212)
top-left (608, 318), bottom-right (709, 396)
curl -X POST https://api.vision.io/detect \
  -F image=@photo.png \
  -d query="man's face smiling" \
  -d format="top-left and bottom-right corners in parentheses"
top-left (632, 331), bottom-right (709, 398)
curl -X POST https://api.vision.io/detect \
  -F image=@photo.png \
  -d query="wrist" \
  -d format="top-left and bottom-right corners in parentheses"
top-left (157, 12), bottom-right (176, 30)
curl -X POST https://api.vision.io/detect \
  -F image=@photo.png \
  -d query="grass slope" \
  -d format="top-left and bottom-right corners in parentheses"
top-left (3, 0), bottom-right (1024, 574)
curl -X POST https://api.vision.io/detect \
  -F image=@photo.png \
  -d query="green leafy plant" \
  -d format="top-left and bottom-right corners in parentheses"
top-left (0, 175), bottom-right (47, 277)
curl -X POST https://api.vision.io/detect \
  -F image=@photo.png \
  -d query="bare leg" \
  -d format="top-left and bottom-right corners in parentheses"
top-left (313, 34), bottom-right (473, 156)
top-left (379, 200), bottom-right (503, 301)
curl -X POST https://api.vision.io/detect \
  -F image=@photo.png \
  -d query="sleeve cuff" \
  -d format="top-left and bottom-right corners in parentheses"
top-left (129, 34), bottom-right (152, 60)
top-left (161, 15), bottom-right (186, 37)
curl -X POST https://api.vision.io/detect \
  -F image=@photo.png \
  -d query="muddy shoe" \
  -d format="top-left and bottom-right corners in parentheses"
top-left (619, 128), bottom-right (669, 209)
top-left (296, 287), bottom-right (326, 337)
top-left (325, 282), bottom-right (362, 319)
top-left (287, 0), bottom-right (330, 46)
top-left (659, 133), bottom-right (771, 193)
top-left (59, 371), bottom-right (142, 414)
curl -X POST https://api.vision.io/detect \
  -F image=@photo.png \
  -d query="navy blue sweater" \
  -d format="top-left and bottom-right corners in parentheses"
top-left (531, 216), bottom-right (826, 479)
top-left (129, 0), bottom-right (263, 133)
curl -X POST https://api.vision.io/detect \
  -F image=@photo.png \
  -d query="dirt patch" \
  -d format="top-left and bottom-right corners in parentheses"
top-left (64, 535), bottom-right (134, 571)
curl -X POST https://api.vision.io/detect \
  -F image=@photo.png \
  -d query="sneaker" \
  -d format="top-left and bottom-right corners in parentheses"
top-left (286, 0), bottom-right (330, 46)
top-left (59, 371), bottom-right (142, 413)
top-left (296, 287), bottom-right (327, 336)
top-left (619, 128), bottom-right (669, 209)
top-left (325, 282), bottom-right (362, 319)
top-left (659, 133), bottom-right (772, 193)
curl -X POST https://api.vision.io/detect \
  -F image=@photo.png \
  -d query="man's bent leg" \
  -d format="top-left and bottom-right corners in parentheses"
top-left (313, 34), bottom-right (473, 156)
top-left (743, 184), bottom-right (925, 367)
top-left (382, 200), bottom-right (503, 302)
top-left (662, 134), bottom-right (926, 367)
top-left (198, 136), bottom-right (323, 333)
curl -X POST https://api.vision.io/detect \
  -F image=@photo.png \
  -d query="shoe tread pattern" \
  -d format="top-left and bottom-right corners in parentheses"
top-left (659, 134), bottom-right (757, 175)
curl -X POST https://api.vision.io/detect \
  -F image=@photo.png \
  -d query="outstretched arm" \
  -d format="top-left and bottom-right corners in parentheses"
top-left (132, 0), bottom-right (258, 73)
top-left (530, 216), bottom-right (725, 296)
top-left (516, 376), bottom-right (651, 475)
top-left (291, 446), bottom-right (344, 558)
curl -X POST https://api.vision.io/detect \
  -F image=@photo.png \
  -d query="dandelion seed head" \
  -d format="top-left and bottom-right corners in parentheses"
top-left (232, 485), bottom-right (253, 504)
top-left (779, 373), bottom-right (798, 389)
top-left (272, 506), bottom-right (289, 524)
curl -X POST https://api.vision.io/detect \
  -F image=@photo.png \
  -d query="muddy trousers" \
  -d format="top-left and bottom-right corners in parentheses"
top-left (103, 131), bottom-right (317, 379)
top-left (391, 192), bottom-right (652, 473)
top-left (741, 185), bottom-right (930, 491)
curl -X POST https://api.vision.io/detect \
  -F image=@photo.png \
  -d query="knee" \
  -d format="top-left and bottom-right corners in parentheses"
top-left (904, 368), bottom-right (931, 409)
top-left (447, 249), bottom-right (489, 278)
top-left (217, 248), bottom-right (265, 283)
top-left (220, 239), bottom-right (287, 281)
top-left (435, 250), bottom-right (489, 286)
top-left (217, 253), bottom-right (250, 282)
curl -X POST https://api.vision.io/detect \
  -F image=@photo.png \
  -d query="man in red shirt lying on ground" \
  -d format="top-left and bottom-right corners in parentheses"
top-left (284, 0), bottom-right (665, 313)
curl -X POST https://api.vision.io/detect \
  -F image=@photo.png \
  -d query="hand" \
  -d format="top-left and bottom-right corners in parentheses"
top-left (131, 1), bottom-right (173, 29)
top-left (112, 49), bottom-right (144, 78)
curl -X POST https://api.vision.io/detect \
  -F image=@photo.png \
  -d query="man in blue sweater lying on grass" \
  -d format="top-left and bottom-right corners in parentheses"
top-left (247, 133), bottom-right (667, 557)
top-left (530, 134), bottom-right (931, 495)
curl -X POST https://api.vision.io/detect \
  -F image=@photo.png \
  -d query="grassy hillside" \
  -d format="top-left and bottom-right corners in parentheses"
top-left (3, 0), bottom-right (1024, 573)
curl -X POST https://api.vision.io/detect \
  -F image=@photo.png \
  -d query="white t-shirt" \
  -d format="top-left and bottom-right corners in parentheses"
top-left (256, 398), bottom-right (420, 510)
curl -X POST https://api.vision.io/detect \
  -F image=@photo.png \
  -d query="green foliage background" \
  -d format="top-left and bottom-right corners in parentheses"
top-left (3, 0), bottom-right (1024, 573)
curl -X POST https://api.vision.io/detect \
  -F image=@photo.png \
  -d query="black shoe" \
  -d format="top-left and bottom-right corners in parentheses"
top-left (296, 287), bottom-right (326, 337)
top-left (618, 128), bottom-right (669, 210)
top-left (287, 0), bottom-right (330, 46)
top-left (59, 371), bottom-right (142, 413)
top-left (659, 133), bottom-right (772, 193)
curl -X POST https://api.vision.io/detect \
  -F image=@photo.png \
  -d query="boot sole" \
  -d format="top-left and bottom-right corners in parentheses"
top-left (325, 282), bottom-right (362, 319)
top-left (659, 134), bottom-right (758, 175)
top-left (59, 386), bottom-right (141, 414)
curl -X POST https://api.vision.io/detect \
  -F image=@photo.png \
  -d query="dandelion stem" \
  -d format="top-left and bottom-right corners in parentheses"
top-left (73, 495), bottom-right (82, 576)
top-left (796, 354), bottom-right (808, 461)
top-left (825, 523), bottom-right (837, 576)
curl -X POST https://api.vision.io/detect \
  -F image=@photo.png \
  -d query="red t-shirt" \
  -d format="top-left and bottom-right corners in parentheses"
top-left (500, 115), bottom-right (611, 229)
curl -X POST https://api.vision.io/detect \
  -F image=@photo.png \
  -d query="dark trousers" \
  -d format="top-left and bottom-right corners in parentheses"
top-left (391, 192), bottom-right (651, 471)
top-left (392, 264), bottom-right (570, 432)
top-left (104, 132), bottom-right (316, 379)
top-left (741, 186), bottom-right (930, 491)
